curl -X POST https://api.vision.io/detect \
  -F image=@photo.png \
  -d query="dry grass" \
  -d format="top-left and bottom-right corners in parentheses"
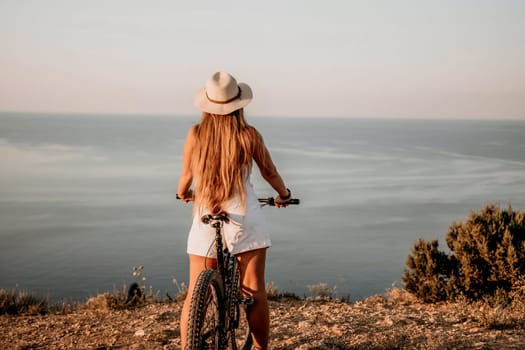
top-left (0, 289), bottom-right (49, 315)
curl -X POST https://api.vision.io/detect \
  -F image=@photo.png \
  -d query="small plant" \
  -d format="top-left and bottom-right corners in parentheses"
top-left (132, 266), bottom-right (147, 289)
top-left (265, 282), bottom-right (279, 299)
top-left (125, 265), bottom-right (147, 305)
top-left (263, 282), bottom-right (300, 301)
top-left (85, 266), bottom-right (159, 311)
top-left (307, 283), bottom-right (337, 300)
top-left (170, 277), bottom-right (188, 302)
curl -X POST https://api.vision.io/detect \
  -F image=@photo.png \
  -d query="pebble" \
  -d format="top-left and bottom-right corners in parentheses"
top-left (297, 321), bottom-right (311, 329)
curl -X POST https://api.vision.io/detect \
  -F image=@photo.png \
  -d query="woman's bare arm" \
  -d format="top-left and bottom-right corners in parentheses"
top-left (252, 129), bottom-right (289, 199)
top-left (177, 126), bottom-right (196, 202)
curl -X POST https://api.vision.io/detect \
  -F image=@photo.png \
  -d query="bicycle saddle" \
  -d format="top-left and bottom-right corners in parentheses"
top-left (201, 213), bottom-right (230, 224)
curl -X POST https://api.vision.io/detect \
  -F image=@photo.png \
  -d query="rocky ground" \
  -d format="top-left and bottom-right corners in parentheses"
top-left (1, 289), bottom-right (525, 350)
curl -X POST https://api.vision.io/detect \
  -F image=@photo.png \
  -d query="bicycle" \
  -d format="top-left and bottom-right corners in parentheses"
top-left (186, 197), bottom-right (300, 350)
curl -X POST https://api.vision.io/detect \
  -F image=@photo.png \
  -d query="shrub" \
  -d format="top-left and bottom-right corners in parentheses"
top-left (403, 204), bottom-right (525, 302)
top-left (403, 239), bottom-right (456, 302)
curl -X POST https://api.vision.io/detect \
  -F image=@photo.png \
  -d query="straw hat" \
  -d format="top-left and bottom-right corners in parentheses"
top-left (194, 72), bottom-right (253, 115)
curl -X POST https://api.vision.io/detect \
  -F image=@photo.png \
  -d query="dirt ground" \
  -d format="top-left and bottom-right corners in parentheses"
top-left (2, 289), bottom-right (525, 349)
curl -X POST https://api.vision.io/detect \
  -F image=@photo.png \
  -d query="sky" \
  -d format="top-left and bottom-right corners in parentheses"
top-left (1, 0), bottom-right (524, 119)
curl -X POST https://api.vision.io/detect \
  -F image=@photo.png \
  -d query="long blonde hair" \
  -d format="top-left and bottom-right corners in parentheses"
top-left (192, 109), bottom-right (255, 214)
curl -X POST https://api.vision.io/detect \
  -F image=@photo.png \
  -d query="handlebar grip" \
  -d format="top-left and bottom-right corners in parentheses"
top-left (258, 198), bottom-right (300, 206)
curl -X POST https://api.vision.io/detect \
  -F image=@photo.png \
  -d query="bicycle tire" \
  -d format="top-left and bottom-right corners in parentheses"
top-left (187, 269), bottom-right (224, 350)
top-left (226, 258), bottom-right (252, 350)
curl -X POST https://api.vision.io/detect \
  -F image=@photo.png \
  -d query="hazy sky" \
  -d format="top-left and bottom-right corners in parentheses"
top-left (1, 0), bottom-right (524, 119)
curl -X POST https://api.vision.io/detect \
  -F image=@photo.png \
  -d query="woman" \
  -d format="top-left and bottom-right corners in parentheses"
top-left (177, 71), bottom-right (292, 350)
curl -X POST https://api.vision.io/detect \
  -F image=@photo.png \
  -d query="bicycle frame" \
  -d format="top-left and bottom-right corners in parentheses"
top-left (201, 213), bottom-right (252, 349)
top-left (201, 213), bottom-right (229, 283)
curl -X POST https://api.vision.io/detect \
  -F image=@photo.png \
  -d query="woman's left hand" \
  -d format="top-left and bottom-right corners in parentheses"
top-left (274, 189), bottom-right (292, 208)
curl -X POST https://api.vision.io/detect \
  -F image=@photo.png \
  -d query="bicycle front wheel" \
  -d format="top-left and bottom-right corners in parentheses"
top-left (187, 269), bottom-right (224, 350)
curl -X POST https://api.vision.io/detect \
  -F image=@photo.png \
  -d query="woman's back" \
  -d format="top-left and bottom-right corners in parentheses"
top-left (191, 110), bottom-right (256, 214)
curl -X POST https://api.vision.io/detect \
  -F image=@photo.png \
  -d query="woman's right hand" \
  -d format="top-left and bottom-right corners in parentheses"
top-left (176, 189), bottom-right (194, 203)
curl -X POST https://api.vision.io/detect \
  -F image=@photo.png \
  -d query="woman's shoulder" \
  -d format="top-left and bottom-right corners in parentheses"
top-left (184, 125), bottom-right (199, 145)
top-left (243, 126), bottom-right (267, 156)
top-left (244, 125), bottom-right (263, 139)
top-left (188, 124), bottom-right (199, 136)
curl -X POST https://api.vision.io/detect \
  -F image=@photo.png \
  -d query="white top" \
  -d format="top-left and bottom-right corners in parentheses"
top-left (186, 176), bottom-right (271, 257)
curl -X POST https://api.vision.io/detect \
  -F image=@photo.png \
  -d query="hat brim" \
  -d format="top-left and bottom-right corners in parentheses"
top-left (194, 82), bottom-right (253, 115)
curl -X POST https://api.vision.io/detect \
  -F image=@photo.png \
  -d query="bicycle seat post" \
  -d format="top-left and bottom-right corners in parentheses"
top-left (201, 213), bottom-right (230, 280)
top-left (215, 221), bottom-right (226, 278)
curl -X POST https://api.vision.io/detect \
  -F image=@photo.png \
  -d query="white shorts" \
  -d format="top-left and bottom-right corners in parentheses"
top-left (187, 182), bottom-right (271, 257)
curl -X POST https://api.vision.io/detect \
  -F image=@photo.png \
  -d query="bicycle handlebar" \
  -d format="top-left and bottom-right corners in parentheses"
top-left (258, 197), bottom-right (300, 206)
top-left (177, 195), bottom-right (300, 206)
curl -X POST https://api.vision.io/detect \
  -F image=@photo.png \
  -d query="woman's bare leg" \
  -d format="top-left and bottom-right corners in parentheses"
top-left (180, 254), bottom-right (217, 350)
top-left (236, 248), bottom-right (269, 350)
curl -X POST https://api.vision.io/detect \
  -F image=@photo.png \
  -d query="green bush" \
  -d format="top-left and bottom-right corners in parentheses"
top-left (403, 239), bottom-right (456, 302)
top-left (403, 204), bottom-right (525, 303)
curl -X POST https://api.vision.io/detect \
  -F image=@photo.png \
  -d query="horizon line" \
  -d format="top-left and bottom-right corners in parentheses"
top-left (1, 110), bottom-right (524, 121)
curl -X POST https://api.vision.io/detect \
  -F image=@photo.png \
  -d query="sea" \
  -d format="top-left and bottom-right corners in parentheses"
top-left (1, 112), bottom-right (524, 302)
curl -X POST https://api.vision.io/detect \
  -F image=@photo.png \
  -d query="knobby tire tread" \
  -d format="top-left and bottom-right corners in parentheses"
top-left (187, 269), bottom-right (224, 350)
top-left (227, 259), bottom-right (252, 350)
top-left (227, 259), bottom-right (240, 349)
